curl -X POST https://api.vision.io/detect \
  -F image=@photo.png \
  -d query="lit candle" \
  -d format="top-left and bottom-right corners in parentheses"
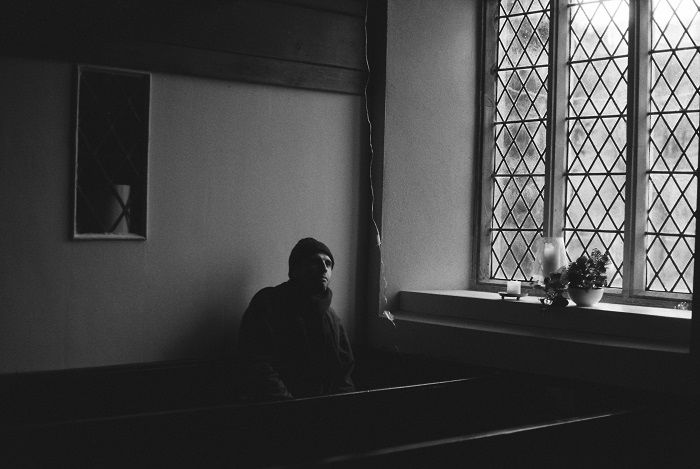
top-left (506, 280), bottom-right (521, 295)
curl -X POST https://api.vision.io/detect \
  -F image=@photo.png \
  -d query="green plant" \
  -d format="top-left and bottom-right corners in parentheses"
top-left (565, 248), bottom-right (610, 289)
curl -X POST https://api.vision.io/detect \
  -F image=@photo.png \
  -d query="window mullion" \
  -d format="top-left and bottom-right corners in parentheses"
top-left (544, 0), bottom-right (569, 238)
top-left (477, 0), bottom-right (499, 284)
top-left (624, 0), bottom-right (650, 297)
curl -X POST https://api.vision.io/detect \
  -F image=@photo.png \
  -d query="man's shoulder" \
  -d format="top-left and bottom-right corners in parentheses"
top-left (248, 282), bottom-right (289, 309)
top-left (250, 285), bottom-right (275, 301)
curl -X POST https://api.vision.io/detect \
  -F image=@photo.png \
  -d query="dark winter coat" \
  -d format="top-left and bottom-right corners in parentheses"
top-left (239, 281), bottom-right (355, 401)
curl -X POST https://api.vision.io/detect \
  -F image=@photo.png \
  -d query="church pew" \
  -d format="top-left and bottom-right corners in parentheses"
top-left (0, 359), bottom-right (236, 425)
top-left (2, 371), bottom-right (653, 468)
top-left (0, 350), bottom-right (486, 425)
top-left (322, 398), bottom-right (700, 468)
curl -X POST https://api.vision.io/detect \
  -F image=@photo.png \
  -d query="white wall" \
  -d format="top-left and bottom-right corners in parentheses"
top-left (379, 0), bottom-right (480, 308)
top-left (0, 57), bottom-right (364, 373)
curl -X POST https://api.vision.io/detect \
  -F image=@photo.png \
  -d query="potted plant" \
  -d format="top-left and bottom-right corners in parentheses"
top-left (565, 248), bottom-right (610, 307)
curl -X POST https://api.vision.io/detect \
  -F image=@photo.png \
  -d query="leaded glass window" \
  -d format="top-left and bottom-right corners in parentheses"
top-left (646, 0), bottom-right (700, 293)
top-left (490, 0), bottom-right (550, 280)
top-left (565, 0), bottom-right (629, 288)
top-left (482, 0), bottom-right (700, 301)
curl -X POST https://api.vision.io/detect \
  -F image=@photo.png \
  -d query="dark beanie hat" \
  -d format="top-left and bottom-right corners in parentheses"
top-left (288, 237), bottom-right (335, 277)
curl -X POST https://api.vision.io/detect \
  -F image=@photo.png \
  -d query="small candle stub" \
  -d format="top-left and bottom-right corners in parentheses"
top-left (506, 280), bottom-right (521, 295)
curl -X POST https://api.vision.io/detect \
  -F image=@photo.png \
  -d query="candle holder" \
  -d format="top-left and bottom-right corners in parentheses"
top-left (499, 280), bottom-right (527, 300)
top-left (530, 236), bottom-right (567, 283)
top-left (531, 236), bottom-right (568, 308)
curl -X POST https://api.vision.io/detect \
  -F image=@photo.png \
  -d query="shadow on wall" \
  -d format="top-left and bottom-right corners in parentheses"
top-left (163, 259), bottom-right (256, 362)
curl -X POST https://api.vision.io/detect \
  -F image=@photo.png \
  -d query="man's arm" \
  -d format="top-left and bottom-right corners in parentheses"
top-left (330, 316), bottom-right (355, 394)
top-left (239, 293), bottom-right (293, 401)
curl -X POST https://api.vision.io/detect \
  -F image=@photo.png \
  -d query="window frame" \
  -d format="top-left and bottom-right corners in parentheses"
top-left (475, 0), bottom-right (696, 308)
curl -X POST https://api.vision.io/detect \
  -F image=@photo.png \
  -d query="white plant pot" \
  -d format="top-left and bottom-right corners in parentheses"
top-left (568, 287), bottom-right (604, 307)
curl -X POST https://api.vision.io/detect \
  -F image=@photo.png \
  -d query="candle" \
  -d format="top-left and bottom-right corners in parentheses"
top-left (543, 242), bottom-right (556, 275)
top-left (506, 280), bottom-right (521, 295)
top-left (544, 242), bottom-right (555, 260)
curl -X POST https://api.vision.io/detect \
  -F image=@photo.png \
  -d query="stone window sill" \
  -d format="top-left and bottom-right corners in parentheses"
top-left (397, 290), bottom-right (691, 354)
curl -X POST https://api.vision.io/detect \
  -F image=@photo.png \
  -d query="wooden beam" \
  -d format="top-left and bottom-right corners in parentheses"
top-left (0, 0), bottom-right (366, 94)
top-left (266, 0), bottom-right (366, 17)
top-left (364, 0), bottom-right (388, 326)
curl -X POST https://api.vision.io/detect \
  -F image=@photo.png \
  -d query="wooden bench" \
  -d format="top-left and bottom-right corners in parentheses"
top-left (1, 351), bottom-right (691, 467)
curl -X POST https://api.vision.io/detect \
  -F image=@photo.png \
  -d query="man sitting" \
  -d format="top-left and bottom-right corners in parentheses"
top-left (238, 238), bottom-right (355, 401)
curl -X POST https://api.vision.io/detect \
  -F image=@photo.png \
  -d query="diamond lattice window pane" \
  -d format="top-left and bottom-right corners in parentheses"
top-left (566, 175), bottom-right (626, 231)
top-left (646, 235), bottom-right (695, 293)
top-left (490, 0), bottom-right (550, 280)
top-left (651, 0), bottom-right (700, 49)
top-left (493, 176), bottom-right (546, 230)
top-left (649, 113), bottom-right (700, 172)
top-left (501, 0), bottom-right (549, 16)
top-left (491, 0), bottom-right (550, 280)
top-left (646, 0), bottom-right (700, 293)
top-left (74, 67), bottom-right (149, 238)
top-left (569, 0), bottom-right (629, 61)
top-left (568, 117), bottom-right (627, 173)
top-left (648, 173), bottom-right (697, 234)
top-left (569, 58), bottom-right (628, 116)
top-left (650, 50), bottom-right (700, 113)
top-left (565, 0), bottom-right (628, 287)
top-left (498, 11), bottom-right (550, 68)
top-left (491, 229), bottom-right (542, 280)
top-left (496, 67), bottom-right (548, 121)
top-left (565, 229), bottom-right (625, 287)
top-left (495, 121), bottom-right (548, 174)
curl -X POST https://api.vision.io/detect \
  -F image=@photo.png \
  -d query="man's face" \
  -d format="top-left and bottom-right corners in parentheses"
top-left (293, 253), bottom-right (333, 293)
